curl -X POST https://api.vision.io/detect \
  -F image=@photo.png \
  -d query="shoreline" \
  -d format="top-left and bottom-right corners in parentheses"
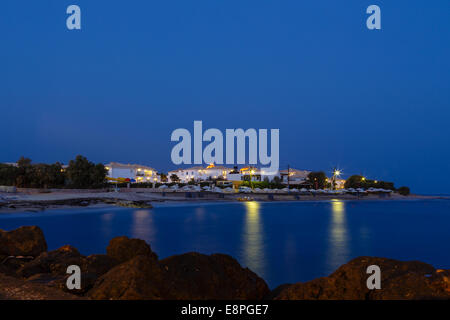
top-left (0, 189), bottom-right (447, 214)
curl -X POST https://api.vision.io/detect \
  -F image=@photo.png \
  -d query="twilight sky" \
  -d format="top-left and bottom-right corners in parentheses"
top-left (1, 0), bottom-right (449, 194)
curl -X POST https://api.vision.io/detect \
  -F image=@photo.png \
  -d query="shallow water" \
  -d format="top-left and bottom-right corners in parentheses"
top-left (1, 199), bottom-right (449, 288)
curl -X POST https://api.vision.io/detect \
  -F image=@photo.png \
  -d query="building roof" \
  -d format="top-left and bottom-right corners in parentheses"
top-left (106, 162), bottom-right (156, 171)
top-left (280, 168), bottom-right (310, 174)
top-left (279, 169), bottom-right (310, 179)
top-left (169, 165), bottom-right (232, 173)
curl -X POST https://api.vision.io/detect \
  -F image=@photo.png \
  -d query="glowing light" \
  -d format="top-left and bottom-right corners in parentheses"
top-left (327, 199), bottom-right (349, 272)
top-left (242, 201), bottom-right (265, 277)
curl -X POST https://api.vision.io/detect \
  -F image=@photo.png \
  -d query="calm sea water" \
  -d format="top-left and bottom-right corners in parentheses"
top-left (1, 199), bottom-right (449, 288)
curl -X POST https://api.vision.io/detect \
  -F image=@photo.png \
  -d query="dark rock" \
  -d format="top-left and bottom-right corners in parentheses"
top-left (67, 254), bottom-right (120, 294)
top-left (0, 264), bottom-right (17, 277)
top-left (89, 252), bottom-right (269, 300)
top-left (88, 255), bottom-right (166, 300)
top-left (19, 250), bottom-right (119, 295)
top-left (18, 245), bottom-right (85, 278)
top-left (159, 252), bottom-right (270, 300)
top-left (26, 273), bottom-right (65, 285)
top-left (0, 273), bottom-right (81, 300)
top-left (0, 226), bottom-right (47, 257)
top-left (272, 256), bottom-right (450, 300)
top-left (84, 254), bottom-right (119, 276)
top-left (106, 236), bottom-right (157, 264)
top-left (116, 200), bottom-right (153, 209)
top-left (1, 256), bottom-right (34, 274)
top-left (45, 272), bottom-right (100, 295)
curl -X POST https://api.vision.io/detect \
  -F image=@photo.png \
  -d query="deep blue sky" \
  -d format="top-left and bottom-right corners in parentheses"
top-left (1, 1), bottom-right (449, 194)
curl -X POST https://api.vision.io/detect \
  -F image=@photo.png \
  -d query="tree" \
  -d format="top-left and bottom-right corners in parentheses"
top-left (15, 156), bottom-right (33, 187)
top-left (17, 156), bottom-right (32, 167)
top-left (344, 175), bottom-right (395, 190)
top-left (90, 163), bottom-right (108, 188)
top-left (159, 173), bottom-right (168, 182)
top-left (272, 176), bottom-right (281, 184)
top-left (170, 174), bottom-right (180, 183)
top-left (307, 171), bottom-right (327, 189)
top-left (0, 164), bottom-right (18, 186)
top-left (344, 175), bottom-right (365, 189)
top-left (66, 155), bottom-right (106, 188)
top-left (397, 186), bottom-right (410, 196)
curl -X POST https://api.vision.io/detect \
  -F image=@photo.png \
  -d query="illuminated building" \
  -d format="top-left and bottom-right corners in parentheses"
top-left (105, 162), bottom-right (159, 183)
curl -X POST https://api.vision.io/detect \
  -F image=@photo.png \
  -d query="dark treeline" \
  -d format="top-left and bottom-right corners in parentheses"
top-left (0, 155), bottom-right (107, 189)
top-left (344, 175), bottom-right (394, 190)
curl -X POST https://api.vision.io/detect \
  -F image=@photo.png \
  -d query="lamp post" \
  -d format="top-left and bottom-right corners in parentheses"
top-left (332, 168), bottom-right (341, 190)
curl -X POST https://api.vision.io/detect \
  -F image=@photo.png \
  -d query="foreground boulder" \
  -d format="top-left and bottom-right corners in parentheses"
top-left (88, 255), bottom-right (166, 300)
top-left (88, 252), bottom-right (270, 300)
top-left (0, 273), bottom-right (81, 300)
top-left (18, 246), bottom-right (118, 294)
top-left (273, 257), bottom-right (450, 300)
top-left (0, 226), bottom-right (47, 257)
top-left (18, 245), bottom-right (84, 278)
top-left (106, 236), bottom-right (158, 263)
top-left (159, 253), bottom-right (269, 300)
top-left (3, 227), bottom-right (448, 300)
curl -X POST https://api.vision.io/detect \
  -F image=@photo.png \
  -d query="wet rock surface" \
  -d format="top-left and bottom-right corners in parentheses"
top-left (0, 197), bottom-right (153, 212)
top-left (0, 226), bottom-right (47, 257)
top-left (107, 236), bottom-right (158, 263)
top-left (0, 226), bottom-right (449, 300)
top-left (159, 252), bottom-right (270, 300)
top-left (272, 257), bottom-right (450, 300)
top-left (18, 245), bottom-right (84, 278)
top-left (88, 255), bottom-right (166, 300)
top-left (0, 273), bottom-right (82, 300)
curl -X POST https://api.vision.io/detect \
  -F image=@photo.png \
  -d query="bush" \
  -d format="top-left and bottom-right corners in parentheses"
top-left (307, 171), bottom-right (327, 189)
top-left (66, 155), bottom-right (107, 189)
top-left (397, 186), bottom-right (410, 196)
top-left (344, 175), bottom-right (395, 190)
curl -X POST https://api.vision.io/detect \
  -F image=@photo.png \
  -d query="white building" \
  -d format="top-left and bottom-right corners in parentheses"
top-left (105, 162), bottom-right (159, 183)
top-left (279, 168), bottom-right (310, 185)
top-left (239, 166), bottom-right (263, 182)
top-left (168, 164), bottom-right (233, 183)
top-left (1, 162), bottom-right (18, 167)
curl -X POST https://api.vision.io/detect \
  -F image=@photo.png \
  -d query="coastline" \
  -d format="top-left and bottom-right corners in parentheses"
top-left (0, 189), bottom-right (447, 214)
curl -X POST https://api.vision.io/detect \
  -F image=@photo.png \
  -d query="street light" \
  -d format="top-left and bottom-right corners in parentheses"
top-left (332, 168), bottom-right (342, 190)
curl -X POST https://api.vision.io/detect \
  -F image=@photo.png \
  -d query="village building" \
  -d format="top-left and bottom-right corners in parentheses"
top-left (105, 162), bottom-right (159, 183)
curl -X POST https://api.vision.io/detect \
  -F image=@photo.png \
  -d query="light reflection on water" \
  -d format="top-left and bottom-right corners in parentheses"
top-left (100, 212), bottom-right (114, 241)
top-left (241, 201), bottom-right (266, 277)
top-left (130, 210), bottom-right (157, 252)
top-left (326, 199), bottom-right (350, 273)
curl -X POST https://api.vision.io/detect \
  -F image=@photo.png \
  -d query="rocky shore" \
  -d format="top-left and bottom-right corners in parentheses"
top-left (0, 226), bottom-right (449, 300)
top-left (0, 189), bottom-right (442, 214)
top-left (0, 197), bottom-right (153, 212)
